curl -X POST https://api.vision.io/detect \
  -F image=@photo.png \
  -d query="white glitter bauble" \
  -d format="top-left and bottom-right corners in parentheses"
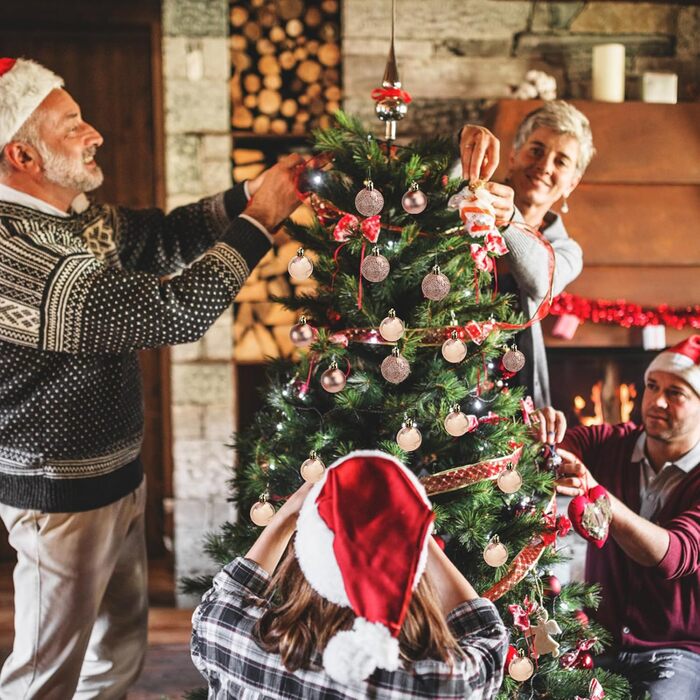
top-left (288, 248), bottom-right (314, 280)
top-left (300, 454), bottom-right (326, 483)
top-left (360, 251), bottom-right (390, 283)
top-left (250, 499), bottom-right (275, 526)
top-left (502, 347), bottom-right (526, 373)
top-left (441, 335), bottom-right (467, 363)
top-left (396, 424), bottom-right (422, 451)
top-left (421, 267), bottom-right (451, 301)
top-left (289, 317), bottom-right (316, 348)
top-left (380, 350), bottom-right (410, 384)
top-left (483, 537), bottom-right (508, 567)
top-left (497, 466), bottom-right (523, 494)
top-left (320, 364), bottom-right (347, 393)
top-left (401, 183), bottom-right (428, 214)
top-left (508, 654), bottom-right (535, 682)
top-left (443, 408), bottom-right (475, 437)
top-left (355, 181), bottom-right (384, 217)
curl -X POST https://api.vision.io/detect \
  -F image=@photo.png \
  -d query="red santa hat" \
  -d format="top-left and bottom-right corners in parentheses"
top-left (295, 449), bottom-right (434, 685)
top-left (0, 58), bottom-right (64, 149)
top-left (645, 335), bottom-right (700, 397)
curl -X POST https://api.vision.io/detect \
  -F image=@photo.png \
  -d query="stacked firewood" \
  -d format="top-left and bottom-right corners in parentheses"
top-left (229, 0), bottom-right (341, 135)
top-left (233, 230), bottom-right (317, 363)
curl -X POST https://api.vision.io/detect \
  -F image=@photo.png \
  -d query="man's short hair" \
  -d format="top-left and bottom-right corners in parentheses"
top-left (513, 101), bottom-right (595, 175)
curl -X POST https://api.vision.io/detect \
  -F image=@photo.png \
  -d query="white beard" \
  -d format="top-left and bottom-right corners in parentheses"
top-left (38, 144), bottom-right (104, 193)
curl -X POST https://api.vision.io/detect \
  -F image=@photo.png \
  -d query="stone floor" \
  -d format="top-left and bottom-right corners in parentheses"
top-left (0, 560), bottom-right (204, 699)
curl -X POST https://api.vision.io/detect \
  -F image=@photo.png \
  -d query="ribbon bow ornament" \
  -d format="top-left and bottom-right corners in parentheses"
top-left (333, 213), bottom-right (381, 243)
top-left (575, 678), bottom-right (605, 700)
top-left (560, 637), bottom-right (598, 669)
top-left (509, 596), bottom-right (537, 632)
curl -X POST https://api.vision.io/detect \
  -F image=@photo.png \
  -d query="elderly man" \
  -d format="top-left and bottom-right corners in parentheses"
top-left (459, 101), bottom-right (594, 406)
top-left (0, 57), bottom-right (301, 699)
top-left (535, 336), bottom-right (700, 699)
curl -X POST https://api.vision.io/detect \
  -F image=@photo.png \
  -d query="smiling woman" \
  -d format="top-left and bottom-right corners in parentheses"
top-left (458, 102), bottom-right (594, 407)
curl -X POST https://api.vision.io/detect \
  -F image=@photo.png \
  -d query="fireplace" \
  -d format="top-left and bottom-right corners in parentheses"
top-left (547, 347), bottom-right (657, 428)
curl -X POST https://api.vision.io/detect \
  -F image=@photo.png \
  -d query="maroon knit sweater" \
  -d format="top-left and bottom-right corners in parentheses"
top-left (562, 422), bottom-right (700, 654)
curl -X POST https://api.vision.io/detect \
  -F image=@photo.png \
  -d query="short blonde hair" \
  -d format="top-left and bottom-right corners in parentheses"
top-left (513, 101), bottom-right (595, 175)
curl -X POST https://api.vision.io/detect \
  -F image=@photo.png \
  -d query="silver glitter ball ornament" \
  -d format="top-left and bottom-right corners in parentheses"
top-left (378, 309), bottom-right (405, 342)
top-left (483, 536), bottom-right (509, 567)
top-left (320, 362), bottom-right (346, 393)
top-left (401, 182), bottom-right (428, 215)
top-left (361, 248), bottom-right (390, 283)
top-left (355, 180), bottom-right (384, 217)
top-left (421, 265), bottom-right (451, 301)
top-left (497, 465), bottom-right (523, 494)
top-left (380, 348), bottom-right (411, 384)
top-left (288, 247), bottom-right (314, 281)
top-left (289, 316), bottom-right (316, 348)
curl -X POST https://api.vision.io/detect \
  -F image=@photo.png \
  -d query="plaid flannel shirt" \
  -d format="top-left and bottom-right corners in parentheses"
top-left (191, 557), bottom-right (508, 700)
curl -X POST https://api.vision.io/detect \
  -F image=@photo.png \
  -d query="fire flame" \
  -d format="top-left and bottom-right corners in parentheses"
top-left (573, 382), bottom-right (636, 425)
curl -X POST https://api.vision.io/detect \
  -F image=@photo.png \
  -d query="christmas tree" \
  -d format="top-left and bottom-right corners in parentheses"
top-left (184, 88), bottom-right (630, 700)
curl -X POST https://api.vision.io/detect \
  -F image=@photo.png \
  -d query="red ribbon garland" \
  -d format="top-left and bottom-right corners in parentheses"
top-left (550, 292), bottom-right (700, 330)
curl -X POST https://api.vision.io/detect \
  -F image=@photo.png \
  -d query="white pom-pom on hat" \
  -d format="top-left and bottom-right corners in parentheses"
top-left (323, 618), bottom-right (400, 685)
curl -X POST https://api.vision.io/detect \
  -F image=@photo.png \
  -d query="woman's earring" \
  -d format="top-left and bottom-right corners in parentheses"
top-left (560, 197), bottom-right (569, 214)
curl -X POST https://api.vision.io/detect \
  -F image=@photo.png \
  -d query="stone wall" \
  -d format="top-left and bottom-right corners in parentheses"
top-left (343, 0), bottom-right (700, 137)
top-left (162, 0), bottom-right (235, 606)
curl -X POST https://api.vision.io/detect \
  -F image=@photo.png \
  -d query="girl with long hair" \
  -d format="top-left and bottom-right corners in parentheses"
top-left (192, 451), bottom-right (508, 699)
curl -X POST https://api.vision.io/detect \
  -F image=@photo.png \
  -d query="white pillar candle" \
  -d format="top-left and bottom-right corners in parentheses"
top-left (642, 72), bottom-right (678, 104)
top-left (592, 43), bottom-right (625, 102)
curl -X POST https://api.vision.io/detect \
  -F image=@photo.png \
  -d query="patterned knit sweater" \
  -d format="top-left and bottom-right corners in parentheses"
top-left (0, 184), bottom-right (270, 512)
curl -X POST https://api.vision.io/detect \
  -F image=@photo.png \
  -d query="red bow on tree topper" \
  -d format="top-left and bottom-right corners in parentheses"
top-left (333, 214), bottom-right (381, 243)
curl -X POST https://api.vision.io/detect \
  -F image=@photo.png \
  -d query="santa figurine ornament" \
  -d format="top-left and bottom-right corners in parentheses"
top-left (295, 450), bottom-right (434, 685)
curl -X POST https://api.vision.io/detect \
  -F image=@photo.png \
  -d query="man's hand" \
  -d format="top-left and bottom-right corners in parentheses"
top-left (483, 181), bottom-right (515, 222)
top-left (555, 448), bottom-right (599, 497)
top-left (460, 125), bottom-right (500, 182)
top-left (245, 153), bottom-right (303, 231)
top-left (530, 406), bottom-right (567, 445)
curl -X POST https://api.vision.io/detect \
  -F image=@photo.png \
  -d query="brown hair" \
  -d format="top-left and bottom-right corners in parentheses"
top-left (254, 539), bottom-right (463, 672)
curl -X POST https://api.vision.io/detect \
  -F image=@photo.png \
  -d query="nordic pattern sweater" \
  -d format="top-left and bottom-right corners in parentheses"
top-left (0, 184), bottom-right (269, 512)
top-left (562, 422), bottom-right (700, 654)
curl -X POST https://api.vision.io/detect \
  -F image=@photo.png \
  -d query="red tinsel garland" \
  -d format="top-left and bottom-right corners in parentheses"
top-left (550, 292), bottom-right (700, 330)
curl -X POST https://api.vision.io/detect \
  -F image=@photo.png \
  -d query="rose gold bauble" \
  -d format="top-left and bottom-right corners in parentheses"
top-left (396, 424), bottom-right (422, 451)
top-left (288, 248), bottom-right (314, 280)
top-left (355, 181), bottom-right (384, 217)
top-left (289, 317), bottom-right (317, 348)
top-left (441, 335), bottom-right (467, 363)
top-left (443, 408), bottom-right (474, 437)
top-left (502, 347), bottom-right (526, 373)
top-left (381, 350), bottom-right (410, 384)
top-left (497, 466), bottom-right (523, 494)
top-left (483, 537), bottom-right (508, 567)
top-left (250, 500), bottom-right (275, 526)
top-left (421, 267), bottom-right (451, 301)
top-left (508, 653), bottom-right (535, 682)
top-left (379, 310), bottom-right (405, 342)
top-left (320, 364), bottom-right (347, 393)
top-left (361, 251), bottom-right (390, 282)
top-left (300, 455), bottom-right (326, 483)
top-left (401, 183), bottom-right (428, 214)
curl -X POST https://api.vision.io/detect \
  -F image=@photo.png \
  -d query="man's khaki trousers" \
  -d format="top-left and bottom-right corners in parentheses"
top-left (0, 480), bottom-right (148, 699)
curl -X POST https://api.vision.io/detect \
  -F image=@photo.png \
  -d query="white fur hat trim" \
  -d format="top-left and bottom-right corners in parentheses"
top-left (0, 59), bottom-right (64, 149)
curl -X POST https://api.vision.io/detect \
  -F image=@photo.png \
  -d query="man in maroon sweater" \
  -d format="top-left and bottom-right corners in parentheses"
top-left (536, 336), bottom-right (700, 699)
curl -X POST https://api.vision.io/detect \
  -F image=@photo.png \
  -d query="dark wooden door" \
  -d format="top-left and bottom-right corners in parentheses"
top-left (0, 1), bottom-right (171, 561)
